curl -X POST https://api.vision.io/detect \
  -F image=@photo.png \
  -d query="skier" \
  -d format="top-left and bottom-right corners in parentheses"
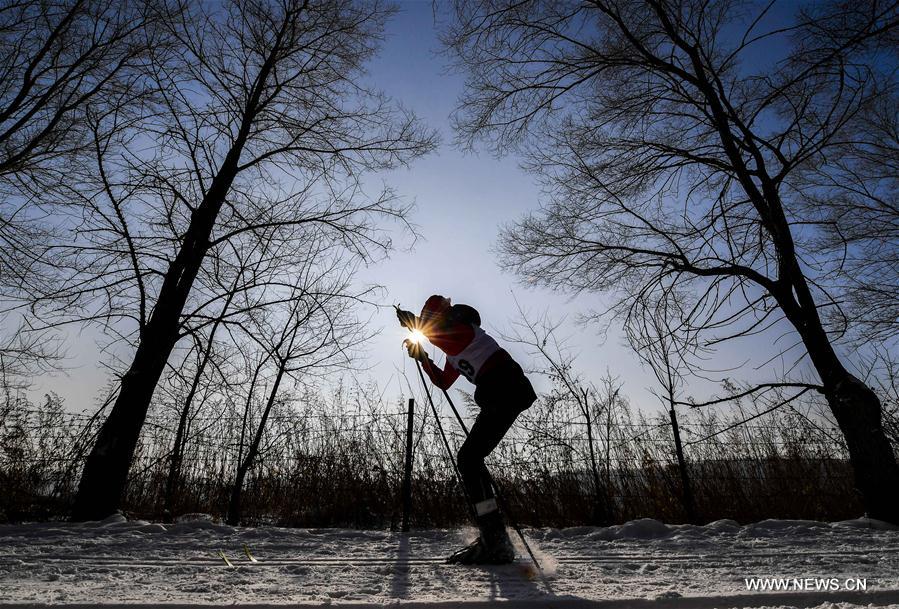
top-left (396, 295), bottom-right (537, 564)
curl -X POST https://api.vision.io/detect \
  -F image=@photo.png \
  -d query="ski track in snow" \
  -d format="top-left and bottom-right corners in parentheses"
top-left (1, 514), bottom-right (899, 608)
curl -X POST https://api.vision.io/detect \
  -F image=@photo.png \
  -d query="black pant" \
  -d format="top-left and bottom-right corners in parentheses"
top-left (456, 360), bottom-right (536, 507)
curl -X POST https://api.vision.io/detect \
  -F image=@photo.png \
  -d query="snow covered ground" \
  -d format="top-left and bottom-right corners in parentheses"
top-left (2, 514), bottom-right (899, 608)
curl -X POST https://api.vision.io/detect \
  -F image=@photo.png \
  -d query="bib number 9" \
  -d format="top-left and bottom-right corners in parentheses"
top-left (457, 359), bottom-right (475, 382)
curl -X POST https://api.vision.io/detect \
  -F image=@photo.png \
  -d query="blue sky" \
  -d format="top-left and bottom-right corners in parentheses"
top-left (351, 1), bottom-right (782, 411)
top-left (33, 0), bottom-right (822, 417)
top-left (352, 2), bottom-right (641, 404)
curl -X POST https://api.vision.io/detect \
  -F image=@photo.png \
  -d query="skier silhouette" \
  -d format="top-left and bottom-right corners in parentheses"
top-left (396, 295), bottom-right (536, 564)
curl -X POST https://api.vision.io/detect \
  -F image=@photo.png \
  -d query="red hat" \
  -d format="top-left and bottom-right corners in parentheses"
top-left (420, 294), bottom-right (451, 324)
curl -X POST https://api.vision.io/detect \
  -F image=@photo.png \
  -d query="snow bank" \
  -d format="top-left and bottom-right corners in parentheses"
top-left (532, 516), bottom-right (899, 543)
top-left (832, 517), bottom-right (899, 531)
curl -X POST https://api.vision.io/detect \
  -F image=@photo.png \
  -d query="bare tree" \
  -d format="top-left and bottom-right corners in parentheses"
top-left (628, 294), bottom-right (696, 522)
top-left (444, 0), bottom-right (899, 521)
top-left (226, 249), bottom-right (368, 525)
top-left (799, 91), bottom-right (899, 344)
top-left (67, 0), bottom-right (435, 520)
top-left (0, 0), bottom-right (163, 372)
top-left (504, 304), bottom-right (614, 524)
top-left (0, 0), bottom-right (159, 182)
top-left (159, 235), bottom-right (272, 520)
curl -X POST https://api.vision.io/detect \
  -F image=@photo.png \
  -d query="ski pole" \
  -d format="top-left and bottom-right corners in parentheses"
top-left (414, 359), bottom-right (541, 572)
top-left (413, 361), bottom-right (478, 522)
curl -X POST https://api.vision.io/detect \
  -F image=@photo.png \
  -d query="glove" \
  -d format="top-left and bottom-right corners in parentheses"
top-left (395, 307), bottom-right (416, 329)
top-left (403, 338), bottom-right (427, 362)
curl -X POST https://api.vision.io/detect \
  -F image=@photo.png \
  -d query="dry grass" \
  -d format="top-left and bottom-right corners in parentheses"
top-left (1, 379), bottom-right (894, 527)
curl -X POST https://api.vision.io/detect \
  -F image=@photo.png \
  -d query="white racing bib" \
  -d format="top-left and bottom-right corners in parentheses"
top-left (446, 325), bottom-right (501, 383)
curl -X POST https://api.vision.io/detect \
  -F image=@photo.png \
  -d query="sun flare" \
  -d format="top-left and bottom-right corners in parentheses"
top-left (406, 329), bottom-right (426, 345)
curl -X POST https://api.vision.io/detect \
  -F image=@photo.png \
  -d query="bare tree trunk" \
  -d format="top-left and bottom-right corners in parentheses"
top-left (763, 259), bottom-right (899, 521)
top-left (794, 310), bottom-right (899, 521)
top-left (668, 406), bottom-right (696, 523)
top-left (163, 281), bottom-right (238, 520)
top-left (605, 406), bottom-right (612, 499)
top-left (827, 375), bottom-right (898, 519)
top-left (226, 361), bottom-right (286, 526)
top-left (237, 358), bottom-right (267, 472)
top-left (162, 368), bottom-right (199, 521)
top-left (581, 388), bottom-right (612, 525)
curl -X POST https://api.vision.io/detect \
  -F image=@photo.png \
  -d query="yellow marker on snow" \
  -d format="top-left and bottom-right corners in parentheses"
top-left (218, 549), bottom-right (233, 567)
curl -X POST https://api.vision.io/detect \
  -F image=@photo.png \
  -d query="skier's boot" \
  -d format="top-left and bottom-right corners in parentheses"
top-left (447, 509), bottom-right (515, 565)
top-left (447, 538), bottom-right (486, 564)
top-left (480, 509), bottom-right (515, 564)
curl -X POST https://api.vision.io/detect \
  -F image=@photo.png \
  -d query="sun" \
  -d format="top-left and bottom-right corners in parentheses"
top-left (406, 329), bottom-right (426, 345)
